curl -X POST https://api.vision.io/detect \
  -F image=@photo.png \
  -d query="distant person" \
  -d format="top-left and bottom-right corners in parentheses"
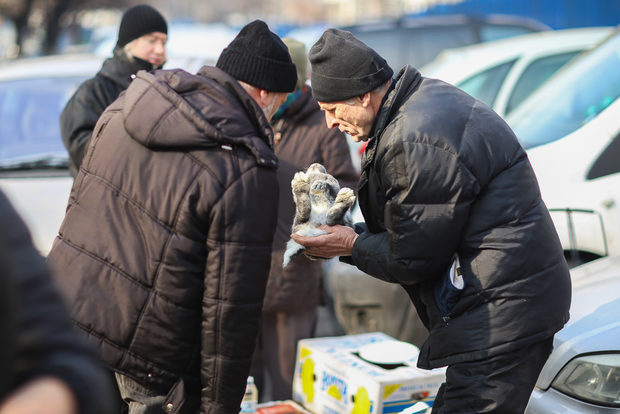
top-left (47, 20), bottom-right (296, 413)
top-left (292, 28), bottom-right (572, 413)
top-left (0, 189), bottom-right (114, 414)
top-left (61, 4), bottom-right (168, 176)
top-left (249, 37), bottom-right (358, 402)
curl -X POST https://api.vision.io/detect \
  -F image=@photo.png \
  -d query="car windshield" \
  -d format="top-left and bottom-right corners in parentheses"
top-left (0, 76), bottom-right (83, 170)
top-left (457, 59), bottom-right (516, 107)
top-left (507, 30), bottom-right (620, 149)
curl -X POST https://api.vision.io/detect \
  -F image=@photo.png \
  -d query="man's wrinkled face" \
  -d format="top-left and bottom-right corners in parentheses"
top-left (318, 99), bottom-right (375, 142)
top-left (129, 32), bottom-right (167, 67)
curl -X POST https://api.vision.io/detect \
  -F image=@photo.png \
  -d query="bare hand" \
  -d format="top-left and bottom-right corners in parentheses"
top-left (290, 224), bottom-right (358, 258)
top-left (0, 377), bottom-right (78, 414)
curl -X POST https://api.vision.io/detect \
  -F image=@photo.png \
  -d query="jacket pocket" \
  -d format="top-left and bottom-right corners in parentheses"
top-left (161, 377), bottom-right (186, 414)
top-left (434, 254), bottom-right (464, 320)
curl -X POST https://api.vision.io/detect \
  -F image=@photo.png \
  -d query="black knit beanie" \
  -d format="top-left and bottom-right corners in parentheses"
top-left (309, 28), bottom-right (393, 102)
top-left (216, 20), bottom-right (297, 93)
top-left (116, 4), bottom-right (168, 48)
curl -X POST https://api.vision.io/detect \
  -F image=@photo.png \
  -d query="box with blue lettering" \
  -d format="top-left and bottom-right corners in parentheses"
top-left (292, 332), bottom-right (445, 414)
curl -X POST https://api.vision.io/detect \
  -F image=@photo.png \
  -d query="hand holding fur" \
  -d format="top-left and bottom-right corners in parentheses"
top-left (283, 163), bottom-right (355, 267)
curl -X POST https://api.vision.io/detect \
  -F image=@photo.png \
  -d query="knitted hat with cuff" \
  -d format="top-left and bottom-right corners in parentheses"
top-left (309, 28), bottom-right (393, 102)
top-left (116, 4), bottom-right (168, 48)
top-left (216, 20), bottom-right (297, 93)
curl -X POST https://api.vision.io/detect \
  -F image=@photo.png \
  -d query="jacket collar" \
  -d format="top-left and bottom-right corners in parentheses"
top-left (361, 66), bottom-right (422, 173)
top-left (98, 47), bottom-right (161, 88)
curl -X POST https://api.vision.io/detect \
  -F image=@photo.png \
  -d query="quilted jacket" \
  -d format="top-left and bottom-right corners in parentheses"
top-left (48, 66), bottom-right (279, 413)
top-left (350, 66), bottom-right (571, 369)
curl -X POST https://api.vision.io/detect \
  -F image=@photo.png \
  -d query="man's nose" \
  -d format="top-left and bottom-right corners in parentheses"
top-left (155, 41), bottom-right (166, 55)
top-left (324, 112), bottom-right (339, 129)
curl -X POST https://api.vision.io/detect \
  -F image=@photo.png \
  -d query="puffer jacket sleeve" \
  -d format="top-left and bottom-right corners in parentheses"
top-left (352, 131), bottom-right (479, 285)
top-left (201, 164), bottom-right (278, 414)
top-left (60, 78), bottom-right (111, 175)
top-left (0, 191), bottom-right (114, 414)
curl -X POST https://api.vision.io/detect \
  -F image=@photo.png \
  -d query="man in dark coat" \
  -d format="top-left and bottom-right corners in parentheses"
top-left (60, 4), bottom-right (168, 177)
top-left (250, 37), bottom-right (358, 401)
top-left (0, 190), bottom-right (114, 414)
top-left (292, 29), bottom-right (572, 413)
top-left (47, 20), bottom-right (296, 414)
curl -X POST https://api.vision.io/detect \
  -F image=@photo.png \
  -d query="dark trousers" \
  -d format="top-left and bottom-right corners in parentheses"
top-left (431, 337), bottom-right (554, 414)
top-left (250, 307), bottom-right (317, 402)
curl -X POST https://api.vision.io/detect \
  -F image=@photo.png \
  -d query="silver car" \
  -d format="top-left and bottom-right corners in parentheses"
top-left (0, 53), bottom-right (208, 256)
top-left (526, 255), bottom-right (620, 413)
top-left (0, 54), bottom-right (100, 255)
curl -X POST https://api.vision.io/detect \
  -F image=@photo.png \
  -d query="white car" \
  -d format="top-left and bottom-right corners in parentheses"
top-left (526, 100), bottom-right (620, 266)
top-left (340, 14), bottom-right (550, 73)
top-left (526, 254), bottom-right (620, 413)
top-left (0, 54), bottom-right (102, 255)
top-left (421, 27), bottom-right (612, 118)
top-left (507, 28), bottom-right (620, 266)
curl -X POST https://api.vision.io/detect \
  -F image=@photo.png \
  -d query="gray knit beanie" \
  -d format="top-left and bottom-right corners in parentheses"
top-left (309, 28), bottom-right (393, 102)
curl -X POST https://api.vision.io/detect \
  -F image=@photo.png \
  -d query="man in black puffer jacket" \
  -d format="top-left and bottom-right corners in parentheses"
top-left (293, 29), bottom-right (571, 413)
top-left (61, 4), bottom-right (168, 177)
top-left (48, 20), bottom-right (296, 414)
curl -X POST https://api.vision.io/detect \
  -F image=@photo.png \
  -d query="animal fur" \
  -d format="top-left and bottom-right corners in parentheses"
top-left (283, 163), bottom-right (356, 267)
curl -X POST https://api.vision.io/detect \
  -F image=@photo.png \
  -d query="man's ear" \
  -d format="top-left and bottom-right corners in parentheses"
top-left (257, 89), bottom-right (272, 107)
top-left (360, 92), bottom-right (371, 108)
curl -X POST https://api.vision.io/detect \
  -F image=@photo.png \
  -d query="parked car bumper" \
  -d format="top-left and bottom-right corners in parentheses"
top-left (527, 386), bottom-right (620, 414)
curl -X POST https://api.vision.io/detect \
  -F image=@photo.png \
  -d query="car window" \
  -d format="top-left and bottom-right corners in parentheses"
top-left (352, 29), bottom-right (407, 71)
top-left (456, 59), bottom-right (516, 107)
top-left (0, 76), bottom-right (83, 169)
top-left (505, 51), bottom-right (581, 115)
top-left (587, 131), bottom-right (620, 180)
top-left (410, 26), bottom-right (475, 68)
top-left (350, 25), bottom-right (476, 71)
top-left (507, 31), bottom-right (620, 149)
top-left (480, 24), bottom-right (539, 42)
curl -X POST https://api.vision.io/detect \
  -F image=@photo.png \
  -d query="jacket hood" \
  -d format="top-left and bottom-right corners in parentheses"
top-left (121, 66), bottom-right (277, 167)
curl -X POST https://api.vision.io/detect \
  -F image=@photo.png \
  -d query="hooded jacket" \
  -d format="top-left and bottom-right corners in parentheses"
top-left (60, 47), bottom-right (157, 176)
top-left (48, 66), bottom-right (279, 414)
top-left (350, 66), bottom-right (571, 369)
top-left (263, 86), bottom-right (358, 313)
top-left (0, 190), bottom-right (113, 414)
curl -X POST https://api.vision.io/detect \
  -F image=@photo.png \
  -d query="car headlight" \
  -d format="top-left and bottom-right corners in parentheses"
top-left (552, 353), bottom-right (620, 407)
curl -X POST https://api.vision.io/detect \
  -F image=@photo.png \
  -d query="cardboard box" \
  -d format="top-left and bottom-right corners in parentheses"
top-left (292, 332), bottom-right (445, 414)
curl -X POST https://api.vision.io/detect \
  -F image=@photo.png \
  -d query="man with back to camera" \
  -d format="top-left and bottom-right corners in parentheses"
top-left (47, 20), bottom-right (296, 413)
top-left (292, 28), bottom-right (571, 413)
top-left (61, 4), bottom-right (168, 177)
